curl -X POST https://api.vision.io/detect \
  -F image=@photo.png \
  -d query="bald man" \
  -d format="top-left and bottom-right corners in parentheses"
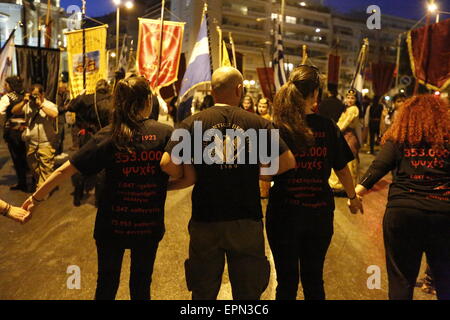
top-left (164, 67), bottom-right (295, 300)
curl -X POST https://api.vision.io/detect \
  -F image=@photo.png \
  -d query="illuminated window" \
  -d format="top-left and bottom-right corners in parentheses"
top-left (286, 16), bottom-right (296, 24)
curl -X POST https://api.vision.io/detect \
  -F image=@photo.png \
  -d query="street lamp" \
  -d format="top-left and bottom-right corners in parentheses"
top-left (427, 1), bottom-right (439, 22)
top-left (113, 0), bottom-right (134, 67)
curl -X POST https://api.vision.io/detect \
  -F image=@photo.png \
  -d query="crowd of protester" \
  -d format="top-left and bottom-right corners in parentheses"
top-left (1, 65), bottom-right (448, 301)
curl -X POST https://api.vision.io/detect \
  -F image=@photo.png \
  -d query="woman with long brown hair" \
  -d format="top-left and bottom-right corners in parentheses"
top-left (266, 65), bottom-right (363, 300)
top-left (356, 94), bottom-right (450, 300)
top-left (21, 76), bottom-right (182, 300)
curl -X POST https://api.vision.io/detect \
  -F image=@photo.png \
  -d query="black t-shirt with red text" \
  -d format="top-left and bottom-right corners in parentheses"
top-left (165, 104), bottom-right (289, 222)
top-left (70, 120), bottom-right (173, 247)
top-left (360, 141), bottom-right (450, 213)
top-left (268, 114), bottom-right (354, 214)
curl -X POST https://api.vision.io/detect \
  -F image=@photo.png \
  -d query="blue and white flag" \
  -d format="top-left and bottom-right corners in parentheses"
top-left (0, 29), bottom-right (15, 93)
top-left (273, 23), bottom-right (286, 91)
top-left (178, 12), bottom-right (211, 102)
top-left (351, 38), bottom-right (369, 93)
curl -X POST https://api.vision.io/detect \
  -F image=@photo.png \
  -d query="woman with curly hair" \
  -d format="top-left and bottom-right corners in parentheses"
top-left (356, 94), bottom-right (450, 300)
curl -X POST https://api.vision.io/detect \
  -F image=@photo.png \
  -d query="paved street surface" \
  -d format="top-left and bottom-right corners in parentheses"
top-left (0, 120), bottom-right (434, 300)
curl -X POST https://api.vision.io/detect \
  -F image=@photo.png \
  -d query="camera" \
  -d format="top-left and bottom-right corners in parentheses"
top-left (30, 95), bottom-right (38, 103)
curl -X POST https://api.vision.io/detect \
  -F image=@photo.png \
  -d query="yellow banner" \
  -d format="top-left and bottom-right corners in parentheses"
top-left (222, 41), bottom-right (231, 67)
top-left (65, 25), bottom-right (108, 97)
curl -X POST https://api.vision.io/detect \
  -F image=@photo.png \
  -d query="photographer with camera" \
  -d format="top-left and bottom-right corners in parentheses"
top-left (12, 84), bottom-right (58, 189)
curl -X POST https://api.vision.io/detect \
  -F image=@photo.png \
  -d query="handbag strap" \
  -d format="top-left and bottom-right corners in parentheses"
top-left (94, 91), bottom-right (103, 131)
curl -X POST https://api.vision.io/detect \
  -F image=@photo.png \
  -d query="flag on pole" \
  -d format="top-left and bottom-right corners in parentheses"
top-left (137, 18), bottom-right (185, 93)
top-left (327, 54), bottom-right (341, 88)
top-left (66, 25), bottom-right (108, 97)
top-left (256, 67), bottom-right (275, 102)
top-left (273, 22), bottom-right (286, 91)
top-left (0, 29), bottom-right (15, 93)
top-left (222, 40), bottom-right (232, 67)
top-left (351, 38), bottom-right (369, 93)
top-left (407, 18), bottom-right (450, 91)
top-left (118, 34), bottom-right (130, 72)
top-left (178, 11), bottom-right (212, 102)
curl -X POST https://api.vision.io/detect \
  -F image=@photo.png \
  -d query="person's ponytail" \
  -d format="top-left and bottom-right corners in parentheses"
top-left (273, 80), bottom-right (314, 151)
top-left (111, 77), bottom-right (151, 151)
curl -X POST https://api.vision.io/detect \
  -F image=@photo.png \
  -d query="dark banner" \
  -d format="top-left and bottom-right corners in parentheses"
top-left (227, 48), bottom-right (244, 74)
top-left (15, 46), bottom-right (61, 102)
top-left (407, 18), bottom-right (450, 91)
top-left (160, 53), bottom-right (186, 100)
top-left (327, 54), bottom-right (340, 86)
top-left (371, 62), bottom-right (396, 97)
top-left (256, 67), bottom-right (275, 102)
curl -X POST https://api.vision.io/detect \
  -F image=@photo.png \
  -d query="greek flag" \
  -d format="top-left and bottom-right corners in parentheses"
top-left (178, 12), bottom-right (211, 102)
top-left (351, 38), bottom-right (369, 93)
top-left (273, 23), bottom-right (286, 91)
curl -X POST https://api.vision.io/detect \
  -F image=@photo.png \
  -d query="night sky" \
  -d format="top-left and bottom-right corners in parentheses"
top-left (60, 0), bottom-right (444, 21)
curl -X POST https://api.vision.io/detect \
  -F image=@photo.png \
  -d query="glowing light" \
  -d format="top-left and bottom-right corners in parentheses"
top-left (113, 0), bottom-right (121, 6)
top-left (110, 52), bottom-right (117, 58)
top-left (385, 96), bottom-right (391, 101)
top-left (299, 2), bottom-right (306, 6)
top-left (315, 28), bottom-right (321, 33)
top-left (428, 3), bottom-right (438, 13)
top-left (243, 80), bottom-right (250, 86)
top-left (250, 80), bottom-right (256, 86)
top-left (125, 1), bottom-right (134, 9)
top-left (400, 89), bottom-right (405, 93)
top-left (362, 88), bottom-right (369, 94)
top-left (434, 91), bottom-right (441, 96)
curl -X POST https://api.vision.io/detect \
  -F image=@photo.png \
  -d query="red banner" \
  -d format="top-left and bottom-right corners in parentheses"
top-left (407, 18), bottom-right (450, 91)
top-left (137, 19), bottom-right (185, 92)
top-left (371, 62), bottom-right (396, 97)
top-left (257, 67), bottom-right (275, 102)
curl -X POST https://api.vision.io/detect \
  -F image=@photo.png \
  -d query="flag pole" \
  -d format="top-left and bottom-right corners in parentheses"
top-left (394, 33), bottom-right (402, 89)
top-left (350, 38), bottom-right (368, 89)
top-left (82, 0), bottom-right (86, 90)
top-left (155, 0), bottom-right (166, 91)
top-left (45, 0), bottom-right (52, 48)
top-left (216, 26), bottom-right (222, 67)
top-left (229, 32), bottom-right (237, 68)
top-left (301, 45), bottom-right (308, 65)
top-left (204, 2), bottom-right (213, 77)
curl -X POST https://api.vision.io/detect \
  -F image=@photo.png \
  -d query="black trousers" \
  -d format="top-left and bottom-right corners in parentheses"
top-left (266, 209), bottom-right (333, 300)
top-left (369, 121), bottom-right (380, 154)
top-left (383, 207), bottom-right (450, 300)
top-left (3, 129), bottom-right (28, 187)
top-left (185, 219), bottom-right (270, 300)
top-left (95, 240), bottom-right (159, 300)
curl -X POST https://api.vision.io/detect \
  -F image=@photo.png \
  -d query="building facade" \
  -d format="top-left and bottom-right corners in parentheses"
top-left (0, 0), bottom-right (67, 48)
top-left (171, 0), bottom-right (419, 95)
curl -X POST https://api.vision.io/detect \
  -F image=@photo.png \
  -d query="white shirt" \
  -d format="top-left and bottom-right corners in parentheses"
top-left (24, 99), bottom-right (58, 144)
top-left (0, 95), bottom-right (10, 115)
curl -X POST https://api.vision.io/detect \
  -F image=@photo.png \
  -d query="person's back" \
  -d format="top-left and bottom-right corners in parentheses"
top-left (271, 114), bottom-right (353, 213)
top-left (72, 91), bottom-right (112, 131)
top-left (166, 66), bottom-right (294, 300)
top-left (178, 104), bottom-right (276, 222)
top-left (318, 94), bottom-right (345, 123)
top-left (357, 94), bottom-right (450, 300)
top-left (72, 119), bottom-right (173, 246)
